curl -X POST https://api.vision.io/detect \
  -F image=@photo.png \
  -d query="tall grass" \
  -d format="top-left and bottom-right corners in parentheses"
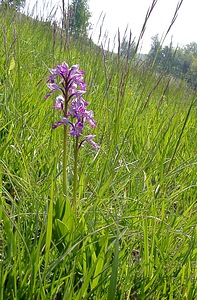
top-left (0, 3), bottom-right (197, 299)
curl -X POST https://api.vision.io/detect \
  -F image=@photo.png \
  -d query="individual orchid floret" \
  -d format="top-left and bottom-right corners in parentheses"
top-left (84, 135), bottom-right (100, 149)
top-left (57, 61), bottom-right (69, 75)
top-left (69, 89), bottom-right (86, 100)
top-left (69, 64), bottom-right (81, 76)
top-left (71, 74), bottom-right (87, 91)
top-left (52, 121), bottom-right (64, 130)
top-left (70, 121), bottom-right (84, 137)
top-left (52, 117), bottom-right (70, 129)
top-left (45, 83), bottom-right (63, 99)
top-left (53, 95), bottom-right (64, 110)
top-left (47, 83), bottom-right (63, 92)
top-left (69, 97), bottom-right (88, 119)
top-left (83, 110), bottom-right (97, 128)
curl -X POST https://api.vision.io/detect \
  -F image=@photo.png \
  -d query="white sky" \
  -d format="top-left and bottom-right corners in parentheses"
top-left (23, 0), bottom-right (197, 53)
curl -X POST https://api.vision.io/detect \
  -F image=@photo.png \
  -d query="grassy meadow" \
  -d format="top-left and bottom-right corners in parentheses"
top-left (0, 6), bottom-right (197, 300)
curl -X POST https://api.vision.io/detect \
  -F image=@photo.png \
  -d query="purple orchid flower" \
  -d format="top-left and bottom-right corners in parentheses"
top-left (70, 121), bottom-right (84, 137)
top-left (53, 95), bottom-right (64, 110)
top-left (46, 61), bottom-right (100, 149)
top-left (84, 135), bottom-right (100, 149)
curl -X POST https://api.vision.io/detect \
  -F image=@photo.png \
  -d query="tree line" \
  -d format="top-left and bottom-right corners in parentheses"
top-left (146, 35), bottom-right (197, 88)
top-left (120, 34), bottom-right (197, 89)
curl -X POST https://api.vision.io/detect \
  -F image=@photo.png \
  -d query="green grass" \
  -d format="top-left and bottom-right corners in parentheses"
top-left (0, 7), bottom-right (197, 300)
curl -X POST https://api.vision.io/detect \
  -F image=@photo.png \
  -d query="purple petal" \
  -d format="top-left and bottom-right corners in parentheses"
top-left (50, 68), bottom-right (59, 76)
top-left (70, 121), bottom-right (84, 137)
top-left (85, 134), bottom-right (96, 141)
top-left (85, 135), bottom-right (100, 148)
top-left (60, 117), bottom-right (70, 125)
top-left (47, 83), bottom-right (62, 92)
top-left (87, 118), bottom-right (97, 128)
top-left (69, 97), bottom-right (87, 118)
top-left (84, 110), bottom-right (97, 127)
top-left (53, 95), bottom-right (64, 110)
top-left (57, 61), bottom-right (69, 75)
top-left (73, 90), bottom-right (86, 98)
top-left (69, 64), bottom-right (80, 74)
top-left (52, 121), bottom-right (64, 129)
top-left (45, 92), bottom-right (51, 99)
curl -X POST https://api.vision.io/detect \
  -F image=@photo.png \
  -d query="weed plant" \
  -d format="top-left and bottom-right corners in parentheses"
top-left (0, 3), bottom-right (197, 299)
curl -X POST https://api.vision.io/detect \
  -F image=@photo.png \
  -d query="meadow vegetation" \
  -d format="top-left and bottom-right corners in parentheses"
top-left (0, 5), bottom-right (197, 299)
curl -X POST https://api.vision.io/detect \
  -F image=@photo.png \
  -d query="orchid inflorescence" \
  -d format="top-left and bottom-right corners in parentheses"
top-left (45, 61), bottom-right (100, 149)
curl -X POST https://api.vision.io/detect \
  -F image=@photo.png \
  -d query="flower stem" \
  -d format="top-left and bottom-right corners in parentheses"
top-left (63, 124), bottom-right (68, 195)
top-left (63, 98), bottom-right (68, 196)
top-left (73, 136), bottom-right (79, 211)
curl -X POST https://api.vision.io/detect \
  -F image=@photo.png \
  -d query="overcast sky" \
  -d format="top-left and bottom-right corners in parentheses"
top-left (23, 0), bottom-right (197, 53)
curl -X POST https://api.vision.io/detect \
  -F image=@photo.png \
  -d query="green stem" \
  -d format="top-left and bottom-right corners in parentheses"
top-left (63, 124), bottom-right (68, 195)
top-left (73, 136), bottom-right (79, 211)
top-left (63, 99), bottom-right (68, 196)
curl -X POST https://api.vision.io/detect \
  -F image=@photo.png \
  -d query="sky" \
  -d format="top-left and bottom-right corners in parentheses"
top-left (23, 0), bottom-right (197, 53)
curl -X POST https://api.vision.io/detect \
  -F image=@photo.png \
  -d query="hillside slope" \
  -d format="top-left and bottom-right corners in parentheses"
top-left (1, 9), bottom-right (197, 299)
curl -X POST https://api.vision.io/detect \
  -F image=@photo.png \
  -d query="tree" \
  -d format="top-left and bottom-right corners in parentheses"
top-left (0, 0), bottom-right (26, 10)
top-left (188, 57), bottom-right (197, 87)
top-left (67, 0), bottom-right (91, 38)
top-left (120, 37), bottom-right (136, 60)
top-left (147, 34), bottom-right (162, 65)
top-left (183, 42), bottom-right (197, 57)
top-left (146, 36), bottom-right (197, 88)
top-left (148, 36), bottom-right (180, 74)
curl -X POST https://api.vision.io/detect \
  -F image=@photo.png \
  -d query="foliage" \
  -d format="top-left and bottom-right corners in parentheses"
top-left (120, 35), bottom-right (136, 60)
top-left (66, 0), bottom-right (91, 38)
top-left (147, 35), bottom-right (197, 88)
top-left (0, 8), bottom-right (197, 300)
top-left (0, 0), bottom-right (25, 10)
